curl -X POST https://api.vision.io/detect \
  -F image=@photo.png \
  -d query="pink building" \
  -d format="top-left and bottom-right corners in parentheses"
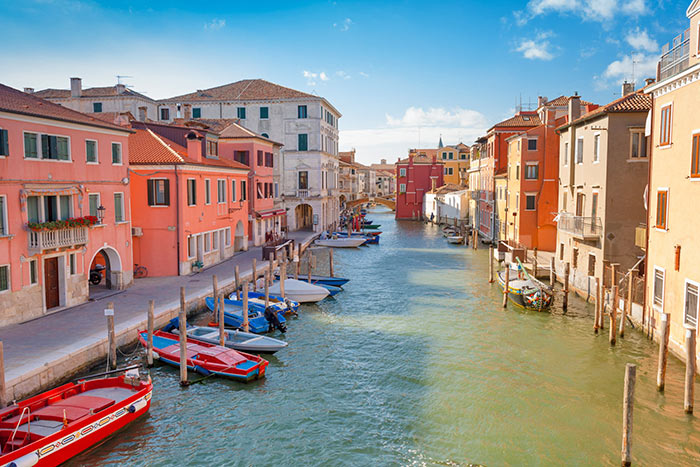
top-left (0, 84), bottom-right (133, 325)
top-left (395, 150), bottom-right (444, 220)
top-left (129, 123), bottom-right (250, 276)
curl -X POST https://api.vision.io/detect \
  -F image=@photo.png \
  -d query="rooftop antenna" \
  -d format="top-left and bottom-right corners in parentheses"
top-left (116, 75), bottom-right (134, 87)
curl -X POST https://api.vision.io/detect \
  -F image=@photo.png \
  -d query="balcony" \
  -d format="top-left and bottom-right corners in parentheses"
top-left (557, 213), bottom-right (602, 240)
top-left (296, 189), bottom-right (309, 198)
top-left (659, 29), bottom-right (690, 81)
top-left (29, 226), bottom-right (88, 253)
top-left (635, 224), bottom-right (647, 249)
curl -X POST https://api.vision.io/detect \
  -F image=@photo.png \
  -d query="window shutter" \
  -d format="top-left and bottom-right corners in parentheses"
top-left (0, 129), bottom-right (8, 156)
top-left (41, 134), bottom-right (49, 157)
top-left (164, 180), bottom-right (170, 206)
top-left (147, 180), bottom-right (155, 206)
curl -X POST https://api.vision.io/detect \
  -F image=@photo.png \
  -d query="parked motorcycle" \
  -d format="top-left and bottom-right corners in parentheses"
top-left (89, 264), bottom-right (106, 285)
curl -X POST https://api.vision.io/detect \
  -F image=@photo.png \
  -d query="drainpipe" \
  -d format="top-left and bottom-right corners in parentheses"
top-left (175, 165), bottom-right (181, 275)
top-left (643, 102), bottom-right (654, 331)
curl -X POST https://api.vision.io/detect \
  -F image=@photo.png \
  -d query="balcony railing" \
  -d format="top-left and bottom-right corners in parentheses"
top-left (296, 189), bottom-right (309, 198)
top-left (29, 226), bottom-right (88, 253)
top-left (557, 213), bottom-right (602, 240)
top-left (635, 224), bottom-right (647, 249)
top-left (659, 29), bottom-right (690, 81)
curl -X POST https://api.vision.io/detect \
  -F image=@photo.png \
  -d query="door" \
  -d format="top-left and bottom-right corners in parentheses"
top-left (44, 257), bottom-right (60, 309)
top-left (219, 231), bottom-right (225, 260)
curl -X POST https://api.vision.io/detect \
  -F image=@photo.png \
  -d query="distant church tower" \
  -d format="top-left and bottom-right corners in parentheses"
top-left (438, 134), bottom-right (444, 148)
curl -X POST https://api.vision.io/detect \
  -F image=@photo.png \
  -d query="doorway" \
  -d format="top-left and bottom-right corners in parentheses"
top-left (44, 257), bottom-right (60, 309)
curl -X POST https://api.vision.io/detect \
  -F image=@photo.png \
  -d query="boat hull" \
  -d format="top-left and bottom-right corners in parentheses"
top-left (497, 270), bottom-right (553, 311)
top-left (205, 297), bottom-right (285, 333)
top-left (269, 279), bottom-right (330, 303)
top-left (276, 274), bottom-right (350, 287)
top-left (176, 326), bottom-right (288, 354)
top-left (315, 238), bottom-right (366, 248)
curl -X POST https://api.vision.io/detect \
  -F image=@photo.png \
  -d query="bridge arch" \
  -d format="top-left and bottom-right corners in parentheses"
top-left (346, 197), bottom-right (395, 211)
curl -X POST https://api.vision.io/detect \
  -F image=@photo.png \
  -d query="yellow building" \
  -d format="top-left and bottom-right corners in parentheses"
top-left (439, 144), bottom-right (470, 186)
top-left (494, 170), bottom-right (508, 242)
top-left (645, 1), bottom-right (700, 363)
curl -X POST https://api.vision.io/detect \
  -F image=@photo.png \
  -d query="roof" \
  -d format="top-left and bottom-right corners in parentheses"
top-left (164, 79), bottom-right (318, 102)
top-left (129, 128), bottom-right (249, 170)
top-left (543, 96), bottom-right (593, 107)
top-left (431, 183), bottom-right (465, 194)
top-left (0, 84), bottom-right (130, 132)
top-left (398, 153), bottom-right (444, 165)
top-left (489, 112), bottom-right (541, 131)
top-left (558, 89), bottom-right (651, 131)
top-left (33, 86), bottom-right (154, 101)
top-left (87, 111), bottom-right (134, 126)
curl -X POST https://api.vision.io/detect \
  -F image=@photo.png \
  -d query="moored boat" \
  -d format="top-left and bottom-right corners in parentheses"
top-left (334, 232), bottom-right (379, 244)
top-left (139, 330), bottom-right (268, 382)
top-left (0, 369), bottom-right (152, 467)
top-left (315, 237), bottom-right (366, 248)
top-left (446, 236), bottom-right (464, 244)
top-left (172, 323), bottom-right (288, 354)
top-left (318, 284), bottom-right (343, 296)
top-left (226, 291), bottom-right (299, 315)
top-left (205, 297), bottom-right (286, 334)
top-left (269, 279), bottom-right (330, 303)
top-left (276, 273), bottom-right (350, 287)
top-left (497, 265), bottom-right (553, 311)
top-left (361, 224), bottom-right (381, 229)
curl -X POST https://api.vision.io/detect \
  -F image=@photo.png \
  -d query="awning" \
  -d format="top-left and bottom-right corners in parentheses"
top-left (255, 208), bottom-right (286, 219)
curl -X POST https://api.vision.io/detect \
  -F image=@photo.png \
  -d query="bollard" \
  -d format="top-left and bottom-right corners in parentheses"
top-left (563, 263), bottom-right (570, 312)
top-left (308, 251), bottom-right (313, 284)
top-left (235, 266), bottom-right (241, 300)
top-left (550, 256), bottom-right (555, 286)
top-left (252, 258), bottom-right (257, 291)
top-left (265, 271), bottom-right (270, 309)
top-left (503, 267), bottom-right (509, 308)
top-left (609, 285), bottom-right (618, 346)
top-left (280, 262), bottom-right (287, 298)
top-left (621, 363), bottom-right (636, 467)
top-left (533, 248), bottom-right (538, 278)
top-left (685, 328), bottom-right (696, 414)
top-left (179, 287), bottom-right (188, 386)
top-left (598, 281), bottom-right (605, 330)
top-left (594, 277), bottom-right (600, 334)
top-left (329, 248), bottom-right (334, 278)
top-left (242, 281), bottom-right (250, 333)
top-left (0, 342), bottom-right (5, 408)
top-left (218, 294), bottom-right (225, 347)
top-left (147, 300), bottom-right (155, 367)
top-left (657, 313), bottom-right (670, 391)
top-left (488, 246), bottom-right (494, 283)
top-left (106, 302), bottom-right (116, 370)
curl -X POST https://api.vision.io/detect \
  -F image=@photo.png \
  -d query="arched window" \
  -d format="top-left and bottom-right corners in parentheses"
top-left (261, 133), bottom-right (269, 138)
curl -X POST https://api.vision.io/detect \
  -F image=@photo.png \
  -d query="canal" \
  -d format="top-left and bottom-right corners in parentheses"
top-left (69, 208), bottom-right (700, 466)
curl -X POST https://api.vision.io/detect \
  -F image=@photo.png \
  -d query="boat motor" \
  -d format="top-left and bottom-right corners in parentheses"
top-left (264, 306), bottom-right (287, 333)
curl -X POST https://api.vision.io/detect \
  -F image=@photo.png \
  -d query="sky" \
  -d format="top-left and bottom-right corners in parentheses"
top-left (0, 0), bottom-right (691, 165)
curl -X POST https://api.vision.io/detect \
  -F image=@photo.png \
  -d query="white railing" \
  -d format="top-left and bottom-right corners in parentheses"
top-left (659, 30), bottom-right (690, 81)
top-left (296, 189), bottom-right (309, 198)
top-left (29, 226), bottom-right (88, 252)
top-left (557, 213), bottom-right (602, 239)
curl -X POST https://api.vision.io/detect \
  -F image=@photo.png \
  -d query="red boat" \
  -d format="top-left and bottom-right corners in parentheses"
top-left (0, 371), bottom-right (152, 467)
top-left (138, 330), bottom-right (268, 382)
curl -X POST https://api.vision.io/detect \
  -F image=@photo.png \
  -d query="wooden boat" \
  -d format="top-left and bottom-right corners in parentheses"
top-left (277, 273), bottom-right (350, 287)
top-left (0, 369), bottom-right (152, 467)
top-left (446, 236), bottom-right (464, 244)
top-left (497, 263), bottom-right (553, 311)
top-left (319, 284), bottom-right (342, 296)
top-left (315, 237), bottom-right (366, 248)
top-left (139, 330), bottom-right (268, 382)
top-left (173, 324), bottom-right (288, 354)
top-left (205, 297), bottom-right (286, 334)
top-left (269, 279), bottom-right (329, 303)
top-left (360, 218), bottom-right (373, 225)
top-left (361, 224), bottom-right (381, 229)
top-left (226, 291), bottom-right (299, 315)
top-left (334, 232), bottom-right (379, 244)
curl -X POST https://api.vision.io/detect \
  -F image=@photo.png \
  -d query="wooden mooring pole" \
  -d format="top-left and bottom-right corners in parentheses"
top-left (329, 248), bottom-right (334, 278)
top-left (488, 246), bottom-right (494, 283)
top-left (218, 294), bottom-right (225, 347)
top-left (502, 267), bottom-right (509, 308)
top-left (264, 271), bottom-right (270, 309)
top-left (0, 342), bottom-right (6, 408)
top-left (234, 266), bottom-right (241, 300)
top-left (294, 246), bottom-right (300, 280)
top-left (622, 270), bottom-right (635, 338)
top-left (307, 251), bottom-right (313, 283)
top-left (106, 302), bottom-right (116, 370)
top-left (598, 281), bottom-right (605, 330)
top-left (609, 285), bottom-right (618, 346)
top-left (657, 313), bottom-right (670, 392)
top-left (685, 328), bottom-right (696, 414)
top-left (550, 256), bottom-right (555, 286)
top-left (594, 277), bottom-right (600, 334)
top-left (212, 274), bottom-right (219, 319)
top-left (533, 248), bottom-right (538, 278)
top-left (621, 363), bottom-right (636, 467)
top-left (252, 259), bottom-right (257, 291)
top-left (242, 281), bottom-right (250, 333)
top-left (280, 262), bottom-right (287, 299)
top-left (147, 300), bottom-right (154, 367)
top-left (562, 263), bottom-right (570, 312)
top-left (178, 287), bottom-right (188, 386)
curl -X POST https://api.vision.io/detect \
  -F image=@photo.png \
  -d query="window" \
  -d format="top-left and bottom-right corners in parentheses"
top-left (204, 233), bottom-right (211, 253)
top-left (442, 152), bottom-right (447, 160)
top-left (559, 243), bottom-right (565, 261)
top-left (187, 179), bottom-right (197, 206)
top-left (29, 259), bottom-right (37, 285)
top-left (564, 142), bottom-right (569, 166)
top-left (653, 267), bottom-right (665, 309)
top-left (527, 139), bottom-right (537, 151)
top-left (237, 107), bottom-right (246, 119)
top-left (685, 281), bottom-right (699, 328)
top-left (449, 152), bottom-right (454, 160)
top-left (660, 105), bottom-right (672, 146)
top-left (0, 195), bottom-right (6, 236)
top-left (593, 134), bottom-right (600, 162)
top-left (225, 228), bottom-right (231, 247)
top-left (147, 179), bottom-right (169, 206)
top-left (576, 138), bottom-right (583, 164)
top-left (630, 130), bottom-right (647, 159)
top-left (257, 150), bottom-right (263, 166)
top-left (525, 194), bottom-right (536, 210)
top-left (525, 164), bottom-right (538, 180)
top-left (187, 236), bottom-right (195, 259)
top-left (231, 180), bottom-right (237, 201)
top-left (655, 190), bottom-right (668, 229)
top-left (515, 164), bottom-right (520, 180)
top-left (69, 253), bottom-right (76, 275)
top-left (0, 129), bottom-right (8, 156)
top-left (111, 143), bottom-right (122, 164)
top-left (298, 105), bottom-right (308, 119)
top-left (241, 180), bottom-right (247, 201)
top-left (114, 193), bottom-right (124, 222)
top-left (460, 153), bottom-right (466, 160)
top-left (265, 152), bottom-right (273, 167)
top-left (192, 108), bottom-right (201, 119)
top-left (0, 265), bottom-right (8, 292)
top-left (298, 171), bottom-right (309, 189)
top-left (591, 192), bottom-right (599, 219)
top-left (562, 191), bottom-right (567, 211)
top-left (399, 183), bottom-right (406, 193)
top-left (85, 140), bottom-right (97, 163)
top-left (588, 254), bottom-right (596, 277)
top-left (298, 133), bottom-right (308, 151)
top-left (88, 193), bottom-right (101, 217)
top-left (260, 107), bottom-right (269, 119)
top-left (93, 102), bottom-right (102, 113)
top-left (213, 230), bottom-right (219, 250)
top-left (41, 135), bottom-right (70, 160)
top-left (206, 140), bottom-right (218, 157)
top-left (274, 183), bottom-right (279, 198)
top-left (399, 168), bottom-right (406, 177)
top-left (261, 133), bottom-right (269, 138)
top-left (217, 179), bottom-right (226, 203)
top-left (24, 132), bottom-right (38, 158)
top-left (160, 108), bottom-right (170, 121)
top-left (205, 179), bottom-right (211, 205)
top-left (692, 134), bottom-right (700, 178)
top-left (572, 248), bottom-right (579, 269)
top-left (234, 151), bottom-right (249, 166)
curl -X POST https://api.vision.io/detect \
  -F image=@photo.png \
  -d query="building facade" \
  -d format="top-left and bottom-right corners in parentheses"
top-left (423, 184), bottom-right (469, 223)
top-left (395, 150), bottom-right (444, 220)
top-left (439, 144), bottom-right (470, 186)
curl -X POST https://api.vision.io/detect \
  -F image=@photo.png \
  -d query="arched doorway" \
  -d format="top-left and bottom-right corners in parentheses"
top-left (234, 220), bottom-right (245, 252)
top-left (88, 247), bottom-right (123, 299)
top-left (339, 195), bottom-right (346, 210)
top-left (295, 204), bottom-right (313, 231)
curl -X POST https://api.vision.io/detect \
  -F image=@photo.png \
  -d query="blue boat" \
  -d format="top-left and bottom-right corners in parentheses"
top-left (205, 297), bottom-right (285, 334)
top-left (334, 232), bottom-right (379, 244)
top-left (319, 284), bottom-right (343, 296)
top-left (275, 273), bottom-right (350, 287)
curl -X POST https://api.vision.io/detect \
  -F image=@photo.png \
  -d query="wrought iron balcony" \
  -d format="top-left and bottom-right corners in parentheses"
top-left (557, 213), bottom-right (602, 240)
top-left (28, 226), bottom-right (88, 253)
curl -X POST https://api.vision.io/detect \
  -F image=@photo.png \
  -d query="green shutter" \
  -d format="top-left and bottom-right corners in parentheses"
top-left (260, 107), bottom-right (268, 119)
top-left (89, 195), bottom-right (98, 217)
top-left (57, 137), bottom-right (69, 160)
top-left (112, 143), bottom-right (120, 164)
top-left (147, 180), bottom-right (155, 206)
top-left (193, 108), bottom-right (201, 119)
top-left (41, 135), bottom-right (49, 159)
top-left (0, 266), bottom-right (8, 291)
top-left (0, 129), bottom-right (8, 156)
top-left (114, 193), bottom-right (123, 222)
top-left (163, 180), bottom-right (170, 206)
top-left (0, 196), bottom-right (5, 235)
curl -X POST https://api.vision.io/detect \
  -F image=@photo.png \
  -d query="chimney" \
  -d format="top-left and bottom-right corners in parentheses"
top-left (70, 77), bottom-right (82, 98)
top-left (115, 84), bottom-right (126, 94)
top-left (23, 87), bottom-right (34, 94)
top-left (183, 104), bottom-right (192, 120)
top-left (568, 93), bottom-right (581, 123)
top-left (137, 106), bottom-right (147, 122)
top-left (381, 158), bottom-right (386, 164)
top-left (645, 78), bottom-right (655, 86)
top-left (186, 131), bottom-right (203, 162)
top-left (621, 80), bottom-right (635, 96)
top-left (431, 177), bottom-right (437, 191)
top-left (537, 96), bottom-right (548, 108)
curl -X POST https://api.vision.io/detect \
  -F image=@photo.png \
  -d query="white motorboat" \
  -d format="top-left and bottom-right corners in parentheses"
top-left (269, 279), bottom-right (330, 303)
top-left (175, 326), bottom-right (288, 354)
top-left (315, 237), bottom-right (366, 248)
top-left (447, 236), bottom-right (464, 244)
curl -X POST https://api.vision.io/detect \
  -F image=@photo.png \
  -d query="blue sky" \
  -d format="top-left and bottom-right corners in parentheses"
top-left (0, 0), bottom-right (690, 164)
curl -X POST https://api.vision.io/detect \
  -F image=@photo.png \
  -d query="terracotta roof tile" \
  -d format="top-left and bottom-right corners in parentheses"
top-left (562, 89), bottom-right (651, 129)
top-left (0, 84), bottom-right (129, 132)
top-left (33, 86), bottom-right (154, 101)
top-left (164, 79), bottom-right (318, 102)
top-left (490, 113), bottom-right (541, 130)
top-left (543, 96), bottom-right (594, 107)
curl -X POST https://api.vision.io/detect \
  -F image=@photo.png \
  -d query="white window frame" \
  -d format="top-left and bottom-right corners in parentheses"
top-left (27, 194), bottom-right (74, 223)
top-left (524, 162), bottom-right (539, 180)
top-left (524, 193), bottom-right (537, 211)
top-left (225, 227), bottom-right (231, 247)
top-left (593, 133), bottom-right (600, 163)
top-left (575, 137), bottom-right (584, 164)
top-left (0, 264), bottom-right (9, 293)
top-left (659, 102), bottom-right (673, 149)
top-left (217, 179), bottom-right (226, 204)
top-left (204, 232), bottom-right (211, 253)
top-left (204, 179), bottom-right (211, 205)
top-left (212, 230), bottom-right (219, 250)
top-left (399, 183), bottom-right (406, 193)
top-left (187, 178), bottom-right (196, 206)
top-left (113, 192), bottom-right (125, 223)
top-left (29, 259), bottom-right (38, 285)
top-left (563, 141), bottom-right (569, 167)
top-left (85, 139), bottom-right (99, 164)
top-left (69, 253), bottom-right (76, 276)
top-left (655, 187), bottom-right (669, 232)
top-left (653, 266), bottom-right (665, 311)
top-left (629, 129), bottom-right (647, 160)
top-left (0, 194), bottom-right (7, 236)
top-left (527, 138), bottom-right (537, 151)
top-left (231, 180), bottom-right (237, 202)
top-left (111, 142), bottom-right (123, 165)
top-left (684, 279), bottom-right (700, 328)
top-left (187, 235), bottom-right (195, 259)
top-left (23, 132), bottom-right (71, 162)
top-left (399, 168), bottom-right (406, 177)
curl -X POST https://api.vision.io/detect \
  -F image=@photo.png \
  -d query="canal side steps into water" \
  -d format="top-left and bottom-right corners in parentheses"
top-left (0, 231), bottom-right (319, 401)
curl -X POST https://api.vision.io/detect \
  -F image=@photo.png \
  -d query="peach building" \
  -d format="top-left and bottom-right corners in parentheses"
top-left (0, 84), bottom-right (133, 325)
top-left (128, 122), bottom-right (249, 276)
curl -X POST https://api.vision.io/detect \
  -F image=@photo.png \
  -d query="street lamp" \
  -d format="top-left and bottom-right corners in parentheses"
top-left (97, 205), bottom-right (106, 224)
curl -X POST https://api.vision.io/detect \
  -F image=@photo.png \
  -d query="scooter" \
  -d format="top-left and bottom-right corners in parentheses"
top-left (89, 264), bottom-right (106, 285)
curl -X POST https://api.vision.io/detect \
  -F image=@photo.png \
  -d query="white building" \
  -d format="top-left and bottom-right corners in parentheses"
top-left (159, 79), bottom-right (342, 232)
top-left (423, 184), bottom-right (469, 223)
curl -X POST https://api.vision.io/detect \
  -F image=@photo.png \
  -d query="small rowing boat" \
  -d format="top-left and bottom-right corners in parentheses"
top-left (276, 273), bottom-right (350, 287)
top-left (315, 237), bottom-right (366, 248)
top-left (227, 291), bottom-right (299, 314)
top-left (446, 236), bottom-right (464, 244)
top-left (497, 261), bottom-right (553, 311)
top-left (361, 224), bottom-right (381, 229)
top-left (139, 330), bottom-right (268, 382)
top-left (172, 323), bottom-right (288, 354)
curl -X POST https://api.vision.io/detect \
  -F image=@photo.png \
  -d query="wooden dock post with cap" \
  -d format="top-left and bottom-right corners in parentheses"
top-left (234, 266), bottom-right (241, 300)
top-left (621, 363), bottom-right (636, 467)
top-left (307, 250), bottom-right (313, 283)
top-left (622, 269), bottom-right (635, 338)
top-left (657, 313), bottom-right (670, 391)
top-left (178, 287), bottom-right (188, 386)
top-left (594, 277), bottom-right (600, 334)
top-left (212, 274), bottom-right (219, 319)
top-left (502, 267), bottom-right (509, 308)
top-left (264, 271), bottom-right (270, 309)
top-left (609, 285), bottom-right (618, 346)
top-left (252, 259), bottom-right (257, 291)
top-left (329, 248), bottom-right (334, 277)
top-left (550, 256), bottom-right (555, 286)
top-left (147, 300), bottom-right (154, 367)
top-left (295, 246), bottom-right (300, 280)
top-left (563, 263), bottom-right (570, 312)
top-left (242, 281), bottom-right (250, 333)
top-left (598, 281), bottom-right (605, 330)
top-left (280, 262), bottom-right (286, 298)
top-left (488, 246), bottom-right (494, 283)
top-left (106, 302), bottom-right (116, 370)
top-left (685, 328), bottom-right (696, 414)
top-left (218, 294), bottom-right (225, 347)
top-left (533, 248), bottom-right (538, 278)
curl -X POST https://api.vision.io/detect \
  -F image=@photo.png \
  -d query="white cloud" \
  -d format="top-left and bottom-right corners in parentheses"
top-left (518, 0), bottom-right (648, 23)
top-left (625, 27), bottom-right (658, 53)
top-left (333, 17), bottom-right (353, 31)
top-left (204, 18), bottom-right (226, 30)
top-left (303, 70), bottom-right (330, 85)
top-left (335, 71), bottom-right (351, 80)
top-left (386, 107), bottom-right (488, 129)
top-left (515, 32), bottom-right (555, 60)
top-left (320, 72), bottom-right (329, 81)
top-left (596, 52), bottom-right (658, 89)
top-left (359, 71), bottom-right (370, 78)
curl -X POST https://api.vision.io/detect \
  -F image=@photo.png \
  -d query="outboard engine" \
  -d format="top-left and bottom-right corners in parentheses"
top-left (264, 306), bottom-right (287, 333)
top-left (284, 298), bottom-right (298, 316)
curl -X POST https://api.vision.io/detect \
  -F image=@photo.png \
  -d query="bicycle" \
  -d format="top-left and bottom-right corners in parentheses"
top-left (134, 263), bottom-right (148, 279)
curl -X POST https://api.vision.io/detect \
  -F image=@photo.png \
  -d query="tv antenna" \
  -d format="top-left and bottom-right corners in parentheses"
top-left (116, 75), bottom-right (133, 86)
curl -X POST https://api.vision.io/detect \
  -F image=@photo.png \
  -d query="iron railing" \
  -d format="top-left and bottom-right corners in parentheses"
top-left (557, 212), bottom-right (602, 239)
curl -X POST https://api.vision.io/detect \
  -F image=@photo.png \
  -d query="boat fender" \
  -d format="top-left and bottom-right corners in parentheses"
top-left (128, 398), bottom-right (148, 414)
top-left (6, 452), bottom-right (39, 467)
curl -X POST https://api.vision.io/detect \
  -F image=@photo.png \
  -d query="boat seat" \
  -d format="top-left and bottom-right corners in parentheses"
top-left (55, 395), bottom-right (115, 413)
top-left (32, 406), bottom-right (89, 423)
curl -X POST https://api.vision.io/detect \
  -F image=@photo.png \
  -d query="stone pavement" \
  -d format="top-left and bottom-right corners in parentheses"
top-left (0, 230), bottom-right (318, 400)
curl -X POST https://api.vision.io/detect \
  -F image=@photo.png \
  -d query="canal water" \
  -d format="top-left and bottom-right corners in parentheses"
top-left (69, 208), bottom-right (700, 466)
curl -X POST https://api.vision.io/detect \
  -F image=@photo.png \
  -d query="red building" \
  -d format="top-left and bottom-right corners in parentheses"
top-left (395, 150), bottom-right (444, 220)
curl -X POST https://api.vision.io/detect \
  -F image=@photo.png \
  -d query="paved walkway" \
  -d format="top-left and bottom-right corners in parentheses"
top-left (0, 231), bottom-right (318, 399)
